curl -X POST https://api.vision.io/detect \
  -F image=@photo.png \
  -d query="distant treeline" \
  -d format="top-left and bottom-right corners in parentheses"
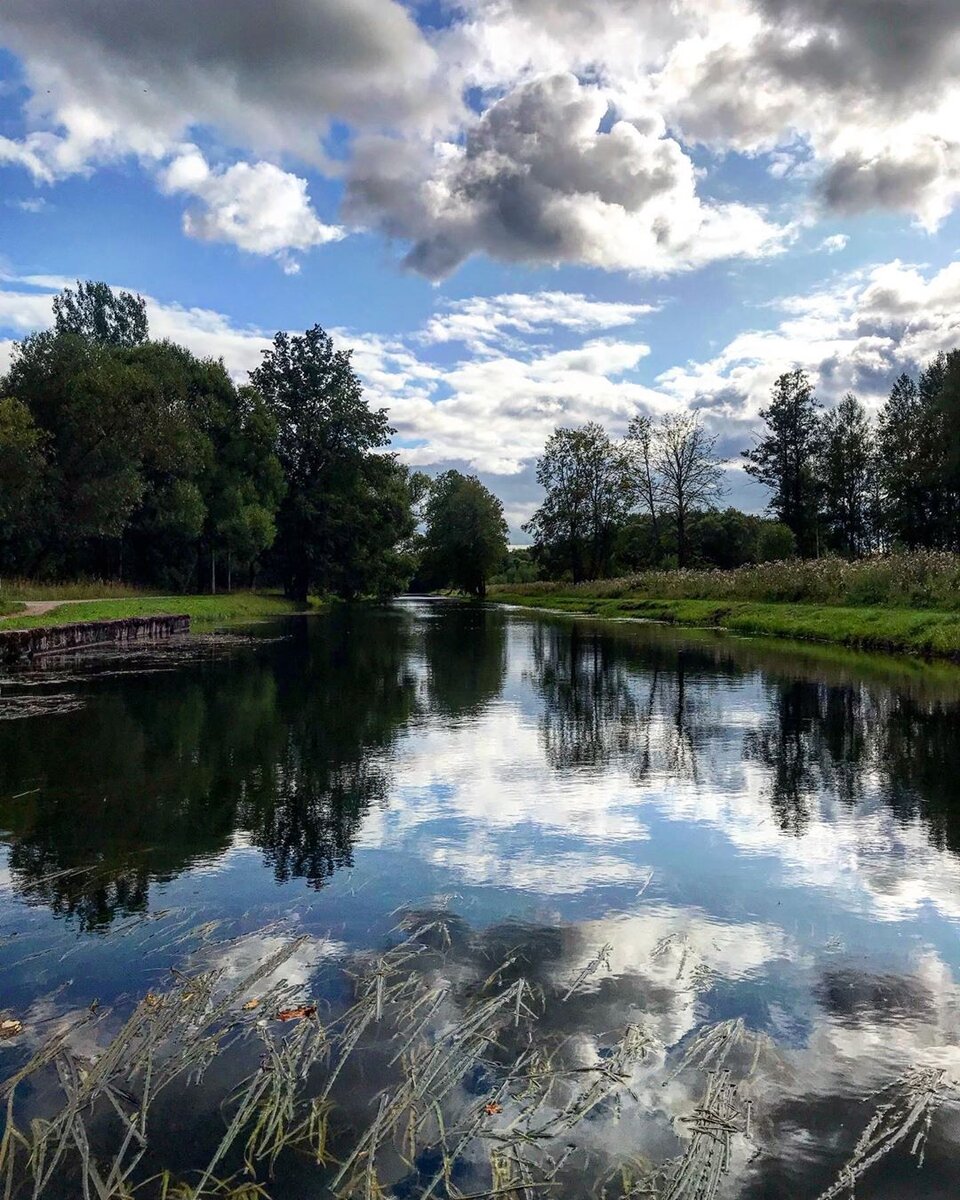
top-left (516, 355), bottom-right (960, 583)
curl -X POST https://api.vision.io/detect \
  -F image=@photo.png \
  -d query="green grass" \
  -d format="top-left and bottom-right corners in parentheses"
top-left (0, 578), bottom-right (152, 600)
top-left (492, 590), bottom-right (960, 659)
top-left (0, 592), bottom-right (313, 631)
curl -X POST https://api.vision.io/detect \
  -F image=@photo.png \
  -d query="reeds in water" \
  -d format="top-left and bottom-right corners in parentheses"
top-left (0, 916), bottom-right (956, 1200)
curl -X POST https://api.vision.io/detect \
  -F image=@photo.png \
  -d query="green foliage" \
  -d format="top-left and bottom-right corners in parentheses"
top-left (819, 392), bottom-right (875, 557)
top-left (876, 373), bottom-right (929, 550)
top-left (743, 369), bottom-right (823, 556)
top-left (5, 331), bottom-right (150, 563)
top-left (524, 422), bottom-right (633, 581)
top-left (52, 279), bottom-right (148, 347)
top-left (250, 326), bottom-right (414, 600)
top-left (0, 396), bottom-right (47, 568)
top-left (756, 521), bottom-right (796, 562)
top-left (490, 547), bottom-right (545, 586)
top-left (494, 551), bottom-right (960, 610)
top-left (0, 284), bottom-right (412, 599)
top-left (419, 470), bottom-right (508, 596)
top-left (692, 508), bottom-right (761, 569)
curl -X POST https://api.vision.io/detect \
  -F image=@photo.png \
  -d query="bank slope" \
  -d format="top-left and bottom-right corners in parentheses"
top-left (491, 592), bottom-right (960, 659)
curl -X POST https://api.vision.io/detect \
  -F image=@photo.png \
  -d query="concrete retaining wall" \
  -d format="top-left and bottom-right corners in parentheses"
top-left (0, 615), bottom-right (191, 663)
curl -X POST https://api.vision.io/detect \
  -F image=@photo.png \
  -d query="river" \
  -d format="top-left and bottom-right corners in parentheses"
top-left (1, 599), bottom-right (959, 1198)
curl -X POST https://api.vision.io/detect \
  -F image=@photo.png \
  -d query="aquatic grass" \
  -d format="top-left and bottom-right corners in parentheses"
top-left (814, 1067), bottom-right (958, 1200)
top-left (1, 915), bottom-right (956, 1200)
top-left (662, 1072), bottom-right (746, 1200)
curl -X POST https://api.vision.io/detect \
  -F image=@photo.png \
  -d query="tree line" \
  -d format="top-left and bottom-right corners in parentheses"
top-left (4, 279), bottom-right (958, 597)
top-left (0, 281), bottom-right (509, 598)
top-left (522, 353), bottom-right (960, 581)
top-left (521, 413), bottom-right (793, 581)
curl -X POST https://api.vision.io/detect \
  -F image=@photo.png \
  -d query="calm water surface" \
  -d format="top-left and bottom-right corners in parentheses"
top-left (2, 600), bottom-right (960, 1197)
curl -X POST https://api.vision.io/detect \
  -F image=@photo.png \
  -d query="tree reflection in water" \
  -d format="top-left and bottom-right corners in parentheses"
top-left (4, 606), bottom-right (960, 928)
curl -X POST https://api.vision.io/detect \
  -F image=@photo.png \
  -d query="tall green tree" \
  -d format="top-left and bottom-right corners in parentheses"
top-left (933, 349), bottom-right (960, 549)
top-left (420, 471), bottom-right (508, 597)
top-left (524, 423), bottom-right (632, 582)
top-left (743, 369), bottom-right (823, 557)
top-left (653, 414), bottom-right (724, 567)
top-left (53, 280), bottom-right (148, 348)
top-left (819, 392), bottom-right (875, 558)
top-left (0, 396), bottom-right (47, 573)
top-left (4, 331), bottom-right (149, 573)
top-left (250, 326), bottom-right (411, 600)
top-left (876, 373), bottom-right (929, 549)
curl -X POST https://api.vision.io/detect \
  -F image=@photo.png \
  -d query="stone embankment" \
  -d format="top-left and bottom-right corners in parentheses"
top-left (0, 615), bottom-right (190, 663)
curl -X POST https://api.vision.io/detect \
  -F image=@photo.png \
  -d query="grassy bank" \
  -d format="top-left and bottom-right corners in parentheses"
top-left (492, 589), bottom-right (960, 658)
top-left (0, 591), bottom-right (312, 631)
top-left (0, 578), bottom-right (152, 600)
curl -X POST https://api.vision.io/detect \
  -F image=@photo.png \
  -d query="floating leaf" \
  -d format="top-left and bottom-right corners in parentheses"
top-left (0, 1018), bottom-right (23, 1038)
top-left (277, 1004), bottom-right (317, 1022)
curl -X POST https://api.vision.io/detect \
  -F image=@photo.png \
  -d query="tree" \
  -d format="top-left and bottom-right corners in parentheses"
top-left (692, 508), bottom-right (761, 569)
top-left (932, 350), bottom-right (960, 549)
top-left (53, 280), bottom-right (148, 347)
top-left (524, 423), bottom-right (632, 581)
top-left (743, 370), bottom-right (823, 556)
top-left (653, 414), bottom-right (724, 567)
top-left (420, 471), bottom-right (508, 597)
top-left (876, 373), bottom-right (928, 549)
top-left (0, 397), bottom-right (47, 573)
top-left (250, 326), bottom-right (409, 600)
top-left (819, 392), bottom-right (875, 557)
top-left (4, 331), bottom-right (149, 573)
top-left (624, 413), bottom-right (662, 559)
top-left (756, 521), bottom-right (796, 562)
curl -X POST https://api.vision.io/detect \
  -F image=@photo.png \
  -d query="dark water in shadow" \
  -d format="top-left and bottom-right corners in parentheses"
top-left (2, 600), bottom-right (960, 1197)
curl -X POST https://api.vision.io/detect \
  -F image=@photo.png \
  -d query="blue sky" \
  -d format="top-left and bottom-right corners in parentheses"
top-left (2, 0), bottom-right (960, 535)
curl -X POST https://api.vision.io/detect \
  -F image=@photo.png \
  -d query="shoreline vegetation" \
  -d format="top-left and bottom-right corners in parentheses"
top-left (489, 553), bottom-right (960, 660)
top-left (0, 591), bottom-right (313, 631)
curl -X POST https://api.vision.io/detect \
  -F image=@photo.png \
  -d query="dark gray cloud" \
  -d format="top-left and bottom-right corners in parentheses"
top-left (346, 73), bottom-right (781, 278)
top-left (755, 0), bottom-right (960, 100)
top-left (817, 150), bottom-right (946, 216)
top-left (0, 0), bottom-right (442, 159)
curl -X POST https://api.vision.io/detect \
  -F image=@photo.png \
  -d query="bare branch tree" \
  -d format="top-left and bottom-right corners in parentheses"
top-left (625, 413), bottom-right (662, 555)
top-left (654, 414), bottom-right (725, 566)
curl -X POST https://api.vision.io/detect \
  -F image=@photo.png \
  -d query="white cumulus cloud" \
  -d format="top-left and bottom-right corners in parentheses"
top-left (160, 147), bottom-right (344, 269)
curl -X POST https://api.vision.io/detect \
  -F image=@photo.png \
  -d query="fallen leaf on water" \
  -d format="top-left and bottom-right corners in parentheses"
top-left (0, 1019), bottom-right (23, 1038)
top-left (242, 998), bottom-right (261, 1011)
top-left (483, 1102), bottom-right (503, 1116)
top-left (277, 1004), bottom-right (317, 1022)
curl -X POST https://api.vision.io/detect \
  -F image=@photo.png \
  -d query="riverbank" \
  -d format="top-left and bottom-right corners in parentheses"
top-left (491, 589), bottom-right (960, 658)
top-left (0, 591), bottom-right (312, 631)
